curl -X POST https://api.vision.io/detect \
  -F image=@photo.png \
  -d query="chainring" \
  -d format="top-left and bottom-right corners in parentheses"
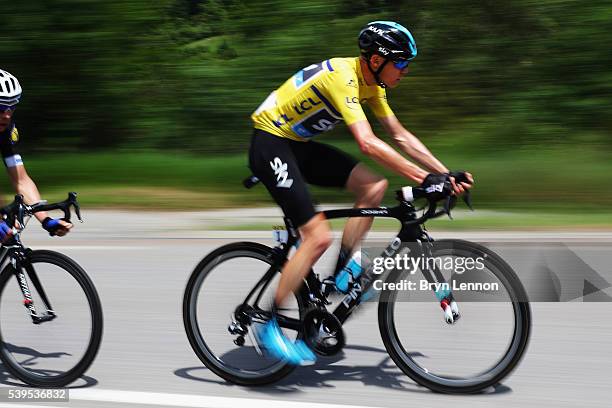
top-left (302, 308), bottom-right (345, 356)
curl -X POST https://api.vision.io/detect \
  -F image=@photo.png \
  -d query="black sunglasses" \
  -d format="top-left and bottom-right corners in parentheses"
top-left (393, 60), bottom-right (411, 70)
top-left (0, 104), bottom-right (17, 113)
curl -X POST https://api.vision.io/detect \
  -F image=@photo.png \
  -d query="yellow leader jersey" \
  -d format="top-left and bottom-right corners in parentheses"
top-left (251, 57), bottom-right (394, 141)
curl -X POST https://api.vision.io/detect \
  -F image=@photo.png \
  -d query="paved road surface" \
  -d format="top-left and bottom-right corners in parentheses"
top-left (0, 210), bottom-right (609, 408)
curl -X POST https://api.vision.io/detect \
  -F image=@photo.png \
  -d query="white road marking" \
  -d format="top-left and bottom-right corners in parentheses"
top-left (30, 246), bottom-right (151, 250)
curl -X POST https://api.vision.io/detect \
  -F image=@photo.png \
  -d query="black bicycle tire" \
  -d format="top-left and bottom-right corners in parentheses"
top-left (0, 250), bottom-right (103, 388)
top-left (378, 239), bottom-right (531, 393)
top-left (183, 241), bottom-right (304, 385)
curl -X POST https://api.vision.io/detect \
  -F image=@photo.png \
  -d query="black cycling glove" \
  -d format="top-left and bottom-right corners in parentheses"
top-left (448, 170), bottom-right (472, 185)
top-left (420, 174), bottom-right (452, 200)
top-left (42, 217), bottom-right (64, 236)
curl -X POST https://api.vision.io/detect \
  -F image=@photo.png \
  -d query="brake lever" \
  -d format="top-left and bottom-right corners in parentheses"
top-left (463, 190), bottom-right (474, 211)
top-left (74, 202), bottom-right (83, 222)
top-left (11, 194), bottom-right (25, 229)
top-left (443, 196), bottom-right (456, 219)
top-left (67, 192), bottom-right (83, 223)
top-left (17, 203), bottom-right (26, 228)
top-left (424, 200), bottom-right (438, 220)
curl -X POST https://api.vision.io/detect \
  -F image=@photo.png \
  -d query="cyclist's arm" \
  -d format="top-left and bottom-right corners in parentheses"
top-left (0, 127), bottom-right (49, 222)
top-left (324, 67), bottom-right (427, 183)
top-left (6, 165), bottom-right (49, 223)
top-left (377, 114), bottom-right (448, 174)
top-left (348, 120), bottom-right (427, 183)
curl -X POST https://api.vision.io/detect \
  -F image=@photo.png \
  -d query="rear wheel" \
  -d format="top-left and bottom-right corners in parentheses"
top-left (183, 242), bottom-right (306, 385)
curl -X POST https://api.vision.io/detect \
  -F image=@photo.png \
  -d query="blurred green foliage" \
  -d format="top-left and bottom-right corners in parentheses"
top-left (1, 1), bottom-right (611, 210)
top-left (3, 0), bottom-right (611, 152)
top-left (0, 147), bottom-right (610, 214)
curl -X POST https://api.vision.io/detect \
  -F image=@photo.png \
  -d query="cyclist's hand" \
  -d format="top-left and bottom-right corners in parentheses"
top-left (42, 217), bottom-right (73, 237)
top-left (448, 171), bottom-right (474, 195)
top-left (420, 173), bottom-right (453, 201)
top-left (0, 220), bottom-right (13, 243)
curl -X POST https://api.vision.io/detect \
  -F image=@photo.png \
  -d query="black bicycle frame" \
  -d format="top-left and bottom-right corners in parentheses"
top-left (0, 193), bottom-right (80, 325)
top-left (240, 200), bottom-right (452, 329)
top-left (322, 203), bottom-right (448, 324)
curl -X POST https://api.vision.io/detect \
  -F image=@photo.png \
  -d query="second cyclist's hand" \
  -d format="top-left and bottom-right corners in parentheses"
top-left (42, 217), bottom-right (73, 237)
top-left (0, 221), bottom-right (13, 243)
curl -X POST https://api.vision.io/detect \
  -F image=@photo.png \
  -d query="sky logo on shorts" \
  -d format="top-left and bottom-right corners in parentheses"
top-left (270, 157), bottom-right (293, 188)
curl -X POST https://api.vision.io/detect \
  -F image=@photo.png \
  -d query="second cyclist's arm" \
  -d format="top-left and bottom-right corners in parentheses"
top-left (348, 120), bottom-right (428, 184)
top-left (378, 115), bottom-right (448, 174)
top-left (6, 165), bottom-right (49, 223)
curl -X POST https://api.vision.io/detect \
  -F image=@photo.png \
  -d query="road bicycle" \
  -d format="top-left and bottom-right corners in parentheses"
top-left (183, 180), bottom-right (531, 393)
top-left (0, 193), bottom-right (103, 387)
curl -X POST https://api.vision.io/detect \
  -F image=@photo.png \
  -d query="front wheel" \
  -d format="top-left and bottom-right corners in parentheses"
top-left (378, 239), bottom-right (531, 393)
top-left (183, 242), bottom-right (306, 385)
top-left (0, 250), bottom-right (103, 387)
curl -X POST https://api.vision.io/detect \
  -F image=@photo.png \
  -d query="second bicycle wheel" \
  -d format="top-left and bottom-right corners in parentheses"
top-left (0, 249), bottom-right (103, 387)
top-left (183, 242), bottom-right (306, 385)
top-left (378, 239), bottom-right (531, 393)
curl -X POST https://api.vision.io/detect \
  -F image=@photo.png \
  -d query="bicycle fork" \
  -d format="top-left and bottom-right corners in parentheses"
top-left (11, 256), bottom-right (56, 325)
top-left (417, 240), bottom-right (460, 324)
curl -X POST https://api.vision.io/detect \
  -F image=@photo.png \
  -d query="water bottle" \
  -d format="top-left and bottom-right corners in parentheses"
top-left (335, 250), bottom-right (369, 293)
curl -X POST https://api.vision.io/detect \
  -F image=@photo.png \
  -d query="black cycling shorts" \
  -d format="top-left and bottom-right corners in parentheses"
top-left (248, 129), bottom-right (358, 227)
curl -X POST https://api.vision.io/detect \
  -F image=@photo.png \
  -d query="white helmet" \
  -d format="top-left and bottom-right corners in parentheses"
top-left (0, 69), bottom-right (22, 106)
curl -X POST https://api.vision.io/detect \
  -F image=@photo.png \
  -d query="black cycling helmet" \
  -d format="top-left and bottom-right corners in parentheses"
top-left (358, 21), bottom-right (417, 88)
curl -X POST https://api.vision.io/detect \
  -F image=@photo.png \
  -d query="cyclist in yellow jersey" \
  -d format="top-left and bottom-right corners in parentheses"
top-left (0, 69), bottom-right (72, 241)
top-left (251, 57), bottom-right (394, 140)
top-left (249, 21), bottom-right (473, 365)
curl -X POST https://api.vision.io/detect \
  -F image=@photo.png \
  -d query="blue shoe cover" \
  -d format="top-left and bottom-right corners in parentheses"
top-left (259, 319), bottom-right (316, 365)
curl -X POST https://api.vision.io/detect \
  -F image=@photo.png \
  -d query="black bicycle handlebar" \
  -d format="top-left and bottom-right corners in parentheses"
top-left (396, 185), bottom-right (472, 225)
top-left (1, 192), bottom-right (82, 229)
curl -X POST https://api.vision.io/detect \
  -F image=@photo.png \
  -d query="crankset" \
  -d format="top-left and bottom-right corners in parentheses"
top-left (302, 308), bottom-right (345, 356)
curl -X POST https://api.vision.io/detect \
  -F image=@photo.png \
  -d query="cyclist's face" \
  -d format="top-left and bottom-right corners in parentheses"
top-left (380, 62), bottom-right (410, 89)
top-left (368, 55), bottom-right (410, 88)
top-left (0, 108), bottom-right (14, 132)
